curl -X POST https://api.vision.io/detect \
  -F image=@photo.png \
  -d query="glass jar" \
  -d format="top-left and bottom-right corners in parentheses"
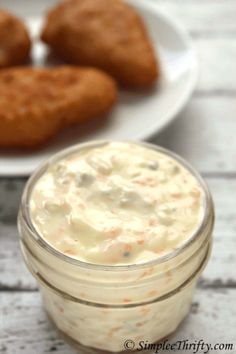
top-left (18, 141), bottom-right (214, 353)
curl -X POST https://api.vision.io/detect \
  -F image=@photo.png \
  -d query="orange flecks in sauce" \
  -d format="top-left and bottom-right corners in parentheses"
top-left (137, 239), bottom-right (145, 246)
top-left (124, 244), bottom-right (132, 252)
top-left (170, 192), bottom-right (182, 198)
top-left (140, 307), bottom-right (150, 315)
top-left (148, 290), bottom-right (159, 297)
top-left (64, 249), bottom-right (77, 255)
top-left (30, 142), bottom-right (203, 265)
top-left (149, 216), bottom-right (158, 226)
top-left (109, 326), bottom-right (122, 336)
top-left (136, 322), bottom-right (145, 327)
top-left (133, 177), bottom-right (157, 187)
top-left (139, 267), bottom-right (154, 279)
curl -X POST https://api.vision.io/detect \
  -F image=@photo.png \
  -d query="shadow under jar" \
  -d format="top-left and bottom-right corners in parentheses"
top-left (18, 141), bottom-right (214, 353)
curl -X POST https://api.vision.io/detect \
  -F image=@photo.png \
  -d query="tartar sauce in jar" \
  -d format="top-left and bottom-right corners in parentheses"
top-left (18, 141), bottom-right (214, 353)
top-left (30, 142), bottom-right (204, 265)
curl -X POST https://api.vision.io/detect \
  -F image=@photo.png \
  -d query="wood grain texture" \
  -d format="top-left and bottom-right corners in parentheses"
top-left (3, 0), bottom-right (236, 36)
top-left (196, 39), bottom-right (236, 92)
top-left (0, 180), bottom-right (25, 225)
top-left (0, 177), bottom-right (235, 290)
top-left (155, 0), bottom-right (236, 34)
top-left (153, 97), bottom-right (236, 173)
top-left (0, 0), bottom-right (235, 353)
top-left (0, 225), bottom-right (36, 291)
top-left (1, 289), bottom-right (235, 354)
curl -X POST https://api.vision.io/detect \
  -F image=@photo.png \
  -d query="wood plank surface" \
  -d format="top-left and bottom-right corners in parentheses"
top-left (1, 289), bottom-right (235, 354)
top-left (154, 97), bottom-right (236, 173)
top-left (0, 0), bottom-right (235, 353)
top-left (156, 0), bottom-right (236, 34)
top-left (196, 39), bottom-right (236, 92)
top-left (3, 0), bottom-right (236, 36)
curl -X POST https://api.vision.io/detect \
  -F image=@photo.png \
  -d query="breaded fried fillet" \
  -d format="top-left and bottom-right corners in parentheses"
top-left (0, 66), bottom-right (117, 147)
top-left (41, 0), bottom-right (159, 87)
top-left (0, 9), bottom-right (31, 67)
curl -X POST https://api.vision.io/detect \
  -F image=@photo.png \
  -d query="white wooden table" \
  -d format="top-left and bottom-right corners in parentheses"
top-left (0, 0), bottom-right (236, 353)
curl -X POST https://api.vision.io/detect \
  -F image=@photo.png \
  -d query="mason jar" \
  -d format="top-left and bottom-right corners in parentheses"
top-left (18, 141), bottom-right (214, 353)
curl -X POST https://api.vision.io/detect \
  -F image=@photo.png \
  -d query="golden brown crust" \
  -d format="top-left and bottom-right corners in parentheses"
top-left (0, 9), bottom-right (31, 68)
top-left (0, 66), bottom-right (117, 148)
top-left (41, 0), bottom-right (159, 87)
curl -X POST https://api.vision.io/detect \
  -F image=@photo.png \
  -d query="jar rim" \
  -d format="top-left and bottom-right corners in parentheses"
top-left (19, 140), bottom-right (213, 272)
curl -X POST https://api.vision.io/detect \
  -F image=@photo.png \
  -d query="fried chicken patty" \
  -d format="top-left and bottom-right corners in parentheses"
top-left (41, 0), bottom-right (159, 87)
top-left (0, 66), bottom-right (117, 148)
top-left (0, 9), bottom-right (31, 68)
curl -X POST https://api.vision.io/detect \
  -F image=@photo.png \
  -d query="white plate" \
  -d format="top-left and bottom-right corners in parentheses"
top-left (0, 0), bottom-right (198, 176)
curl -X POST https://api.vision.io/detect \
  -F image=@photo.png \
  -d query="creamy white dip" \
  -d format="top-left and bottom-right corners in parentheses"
top-left (30, 142), bottom-right (204, 265)
top-left (19, 142), bottom-right (213, 352)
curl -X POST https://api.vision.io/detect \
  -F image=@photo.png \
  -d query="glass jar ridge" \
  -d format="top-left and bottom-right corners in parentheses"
top-left (18, 141), bottom-right (214, 352)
